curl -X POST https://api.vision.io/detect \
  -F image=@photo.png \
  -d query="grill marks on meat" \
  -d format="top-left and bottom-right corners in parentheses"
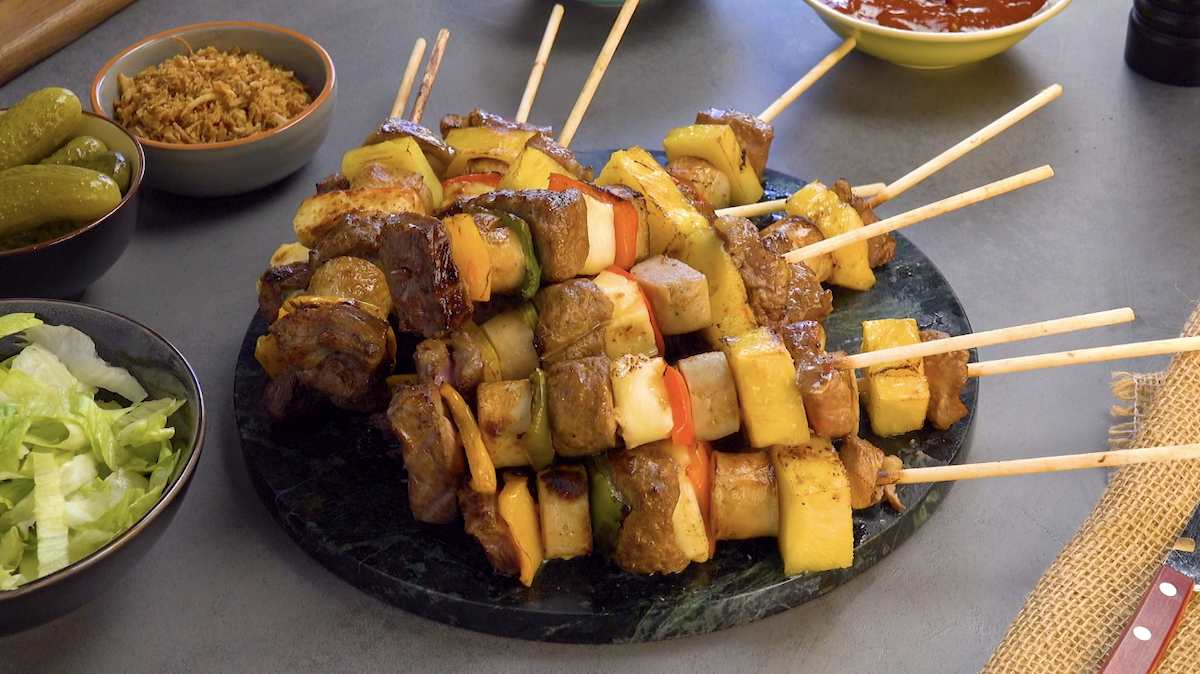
top-left (269, 300), bottom-right (394, 413)
top-left (306, 212), bottom-right (395, 267)
top-left (831, 179), bottom-right (896, 268)
top-left (458, 486), bottom-right (522, 576)
top-left (257, 262), bottom-right (313, 325)
top-left (378, 212), bottom-right (473, 339)
top-left (780, 321), bottom-right (860, 439)
top-left (714, 215), bottom-right (833, 329)
top-left (387, 384), bottom-right (466, 524)
top-left (695, 108), bottom-right (775, 180)
top-left (456, 189), bottom-right (589, 282)
top-left (547, 356), bottom-right (618, 457)
top-left (611, 446), bottom-right (690, 575)
top-left (316, 172), bottom-right (350, 194)
top-left (919, 330), bottom-right (970, 430)
top-left (534, 278), bottom-right (613, 365)
top-left (439, 108), bottom-right (552, 136)
top-left (363, 117), bottom-right (456, 175)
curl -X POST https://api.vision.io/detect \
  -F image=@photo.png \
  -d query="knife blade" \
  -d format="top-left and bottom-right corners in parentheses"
top-left (1099, 499), bottom-right (1200, 674)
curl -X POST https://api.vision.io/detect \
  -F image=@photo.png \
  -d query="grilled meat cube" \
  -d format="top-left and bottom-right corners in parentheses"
top-left (362, 117), bottom-right (457, 176)
top-left (387, 383), bottom-right (466, 524)
top-left (611, 446), bottom-right (691, 575)
top-left (439, 108), bottom-right (552, 136)
top-left (831, 178), bottom-right (896, 268)
top-left (448, 328), bottom-right (486, 402)
top-left (262, 365), bottom-right (329, 423)
top-left (378, 212), bottom-right (473, 339)
top-left (457, 189), bottom-right (589, 283)
top-left (780, 320), bottom-right (860, 439)
top-left (695, 108), bottom-right (775, 180)
top-left (307, 212), bottom-right (394, 267)
top-left (673, 176), bottom-right (718, 223)
top-left (759, 214), bottom-right (834, 284)
top-left (315, 172), bottom-right (350, 194)
top-left (546, 356), bottom-right (618, 457)
top-left (523, 133), bottom-right (594, 182)
top-left (257, 261), bottom-right (313, 325)
top-left (415, 338), bottom-right (454, 388)
top-left (714, 215), bottom-right (833, 330)
top-left (269, 299), bottom-right (393, 413)
top-left (838, 434), bottom-right (887, 510)
top-left (458, 485), bottom-right (522, 576)
top-left (668, 155), bottom-right (732, 210)
top-left (920, 330), bottom-right (970, 430)
top-left (533, 278), bottom-right (613, 365)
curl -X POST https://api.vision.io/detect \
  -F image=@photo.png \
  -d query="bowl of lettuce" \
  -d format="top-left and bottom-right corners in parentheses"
top-left (0, 300), bottom-right (204, 634)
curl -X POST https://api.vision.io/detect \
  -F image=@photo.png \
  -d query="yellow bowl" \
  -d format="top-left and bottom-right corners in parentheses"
top-left (798, 0), bottom-right (1074, 69)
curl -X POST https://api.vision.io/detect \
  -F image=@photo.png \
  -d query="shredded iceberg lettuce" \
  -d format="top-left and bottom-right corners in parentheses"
top-left (0, 314), bottom-right (184, 588)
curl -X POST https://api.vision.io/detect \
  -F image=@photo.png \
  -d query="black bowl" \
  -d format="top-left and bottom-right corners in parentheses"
top-left (0, 300), bottom-right (205, 634)
top-left (0, 111), bottom-right (146, 300)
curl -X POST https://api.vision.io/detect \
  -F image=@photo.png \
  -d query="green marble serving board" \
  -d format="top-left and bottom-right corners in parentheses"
top-left (233, 156), bottom-right (977, 643)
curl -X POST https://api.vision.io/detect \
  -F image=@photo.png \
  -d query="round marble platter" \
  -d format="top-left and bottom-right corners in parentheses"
top-left (233, 157), bottom-right (978, 643)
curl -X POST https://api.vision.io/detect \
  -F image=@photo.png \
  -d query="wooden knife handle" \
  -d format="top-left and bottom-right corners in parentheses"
top-left (1099, 565), bottom-right (1195, 674)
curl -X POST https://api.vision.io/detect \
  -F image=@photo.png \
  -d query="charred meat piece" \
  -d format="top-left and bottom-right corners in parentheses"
top-left (831, 178), bottom-right (896, 268)
top-left (611, 446), bottom-right (691, 575)
top-left (269, 299), bottom-right (394, 413)
top-left (673, 176), bottom-right (718, 223)
top-left (362, 117), bottom-right (457, 175)
top-left (257, 261), bottom-right (313, 325)
top-left (547, 356), bottom-right (618, 457)
top-left (523, 133), bottom-right (594, 182)
top-left (439, 108), bottom-right (552, 136)
top-left (316, 172), bottom-right (350, 194)
top-left (457, 189), bottom-right (589, 282)
top-left (714, 215), bottom-right (832, 329)
top-left (377, 212), bottom-right (473, 339)
top-left (668, 155), bottom-right (732, 210)
top-left (448, 328), bottom-right (486, 402)
top-left (695, 108), bottom-right (775, 180)
top-left (920, 330), bottom-right (970, 430)
top-left (458, 485), bottom-right (522, 576)
top-left (307, 212), bottom-right (400, 267)
top-left (759, 214), bottom-right (833, 284)
top-left (780, 320), bottom-right (860, 440)
top-left (262, 365), bottom-right (330, 424)
top-left (415, 338), bottom-right (454, 388)
top-left (533, 278), bottom-right (613, 364)
top-left (387, 383), bottom-right (466, 524)
top-left (838, 435), bottom-right (886, 510)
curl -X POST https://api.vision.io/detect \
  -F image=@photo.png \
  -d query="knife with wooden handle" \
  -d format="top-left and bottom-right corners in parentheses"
top-left (1099, 501), bottom-right (1200, 674)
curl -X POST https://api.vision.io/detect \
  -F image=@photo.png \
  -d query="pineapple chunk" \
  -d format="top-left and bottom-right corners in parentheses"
top-left (771, 440), bottom-right (853, 576)
top-left (861, 318), bottom-right (930, 437)
top-left (785, 181), bottom-right (874, 291)
top-left (596, 147), bottom-right (710, 256)
top-left (293, 186), bottom-right (426, 246)
top-left (340, 136), bottom-right (443, 208)
top-left (610, 354), bottom-right (674, 449)
top-left (476, 380), bottom-right (533, 468)
top-left (720, 327), bottom-right (809, 448)
top-left (669, 227), bottom-right (757, 347)
top-left (663, 124), bottom-right (764, 207)
top-left (443, 126), bottom-right (538, 177)
top-left (629, 255), bottom-right (711, 335)
top-left (592, 269), bottom-right (658, 358)
top-left (497, 147), bottom-right (573, 191)
top-left (536, 464), bottom-right (593, 560)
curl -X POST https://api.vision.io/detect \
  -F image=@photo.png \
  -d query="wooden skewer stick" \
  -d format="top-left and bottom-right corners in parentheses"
top-left (867, 84), bottom-right (1063, 208)
top-left (409, 29), bottom-right (451, 124)
top-left (759, 37), bottom-right (857, 123)
top-left (783, 164), bottom-right (1054, 265)
top-left (967, 336), bottom-right (1200, 377)
top-left (883, 443), bottom-right (1200, 485)
top-left (389, 38), bottom-right (427, 119)
top-left (516, 4), bottom-right (565, 124)
top-left (836, 308), bottom-right (1137, 371)
top-left (558, 0), bottom-right (640, 148)
top-left (716, 181), bottom-right (886, 219)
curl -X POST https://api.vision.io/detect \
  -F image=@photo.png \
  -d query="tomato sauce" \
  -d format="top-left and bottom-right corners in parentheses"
top-left (820, 0), bottom-right (1049, 32)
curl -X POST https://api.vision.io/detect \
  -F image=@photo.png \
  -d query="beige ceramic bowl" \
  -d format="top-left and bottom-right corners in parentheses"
top-left (799, 0), bottom-right (1074, 69)
top-left (91, 22), bottom-right (336, 197)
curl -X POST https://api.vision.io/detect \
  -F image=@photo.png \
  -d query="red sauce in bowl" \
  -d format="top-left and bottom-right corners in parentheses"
top-left (820, 0), bottom-right (1049, 32)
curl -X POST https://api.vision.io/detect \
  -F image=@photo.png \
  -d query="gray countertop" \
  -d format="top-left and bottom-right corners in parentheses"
top-left (3, 0), bottom-right (1199, 672)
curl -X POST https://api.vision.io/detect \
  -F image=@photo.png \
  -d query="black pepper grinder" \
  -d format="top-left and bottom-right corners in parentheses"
top-left (1125, 0), bottom-right (1200, 85)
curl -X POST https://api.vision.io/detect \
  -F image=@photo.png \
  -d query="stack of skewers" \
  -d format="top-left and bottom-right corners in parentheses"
top-left (249, 0), bottom-right (1200, 588)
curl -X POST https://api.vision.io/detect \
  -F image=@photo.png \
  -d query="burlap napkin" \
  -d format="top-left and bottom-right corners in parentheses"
top-left (981, 302), bottom-right (1200, 674)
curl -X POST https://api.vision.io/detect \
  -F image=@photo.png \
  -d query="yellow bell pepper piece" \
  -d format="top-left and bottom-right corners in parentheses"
top-left (439, 382), bottom-right (497, 495)
top-left (497, 471), bottom-right (544, 587)
top-left (443, 213), bottom-right (492, 302)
